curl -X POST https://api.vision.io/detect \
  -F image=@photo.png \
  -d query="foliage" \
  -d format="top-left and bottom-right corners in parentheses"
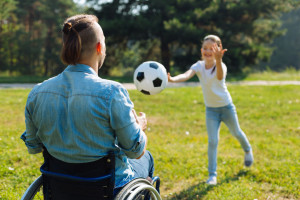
top-left (89, 0), bottom-right (300, 73)
top-left (0, 1), bottom-right (300, 77)
top-left (0, 0), bottom-right (77, 76)
top-left (0, 0), bottom-right (17, 72)
top-left (267, 7), bottom-right (300, 70)
top-left (102, 38), bottom-right (161, 76)
top-left (0, 85), bottom-right (299, 199)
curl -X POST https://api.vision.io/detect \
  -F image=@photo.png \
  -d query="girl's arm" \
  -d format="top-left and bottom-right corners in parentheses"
top-left (168, 69), bottom-right (195, 83)
top-left (212, 43), bottom-right (227, 80)
top-left (215, 59), bottom-right (224, 80)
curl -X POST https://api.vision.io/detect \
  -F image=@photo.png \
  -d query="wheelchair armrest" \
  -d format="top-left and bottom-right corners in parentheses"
top-left (151, 176), bottom-right (160, 194)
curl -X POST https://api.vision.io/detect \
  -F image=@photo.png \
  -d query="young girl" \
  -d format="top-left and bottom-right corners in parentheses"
top-left (168, 35), bottom-right (253, 185)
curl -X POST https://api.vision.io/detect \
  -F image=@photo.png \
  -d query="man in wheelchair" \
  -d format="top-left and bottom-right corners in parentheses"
top-left (21, 14), bottom-right (160, 199)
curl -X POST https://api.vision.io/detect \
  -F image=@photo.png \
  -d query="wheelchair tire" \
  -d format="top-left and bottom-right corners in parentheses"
top-left (115, 178), bottom-right (161, 200)
top-left (21, 176), bottom-right (43, 200)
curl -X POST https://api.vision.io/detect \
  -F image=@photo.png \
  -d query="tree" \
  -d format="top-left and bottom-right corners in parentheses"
top-left (0, 0), bottom-right (77, 76)
top-left (38, 0), bottom-right (76, 76)
top-left (268, 7), bottom-right (300, 70)
top-left (89, 0), bottom-right (209, 72)
top-left (209, 0), bottom-right (297, 72)
top-left (14, 0), bottom-right (77, 75)
top-left (0, 0), bottom-right (17, 73)
top-left (89, 0), bottom-right (300, 73)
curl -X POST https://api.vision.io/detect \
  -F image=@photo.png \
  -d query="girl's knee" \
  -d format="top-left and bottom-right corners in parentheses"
top-left (231, 129), bottom-right (246, 139)
top-left (208, 139), bottom-right (219, 148)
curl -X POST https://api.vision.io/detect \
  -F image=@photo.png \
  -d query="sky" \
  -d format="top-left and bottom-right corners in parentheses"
top-left (73, 0), bottom-right (113, 5)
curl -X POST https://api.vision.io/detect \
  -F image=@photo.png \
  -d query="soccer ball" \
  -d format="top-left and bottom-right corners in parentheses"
top-left (133, 61), bottom-right (168, 95)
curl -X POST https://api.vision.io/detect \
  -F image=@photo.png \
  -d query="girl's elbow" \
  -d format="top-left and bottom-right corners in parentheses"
top-left (217, 76), bottom-right (223, 80)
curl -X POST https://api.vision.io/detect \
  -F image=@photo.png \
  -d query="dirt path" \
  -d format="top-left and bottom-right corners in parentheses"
top-left (0, 81), bottom-right (299, 90)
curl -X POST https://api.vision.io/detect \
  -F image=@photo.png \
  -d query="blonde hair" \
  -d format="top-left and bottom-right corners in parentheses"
top-left (203, 35), bottom-right (222, 47)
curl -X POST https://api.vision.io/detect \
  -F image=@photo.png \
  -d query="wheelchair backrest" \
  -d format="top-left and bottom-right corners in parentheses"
top-left (41, 149), bottom-right (115, 200)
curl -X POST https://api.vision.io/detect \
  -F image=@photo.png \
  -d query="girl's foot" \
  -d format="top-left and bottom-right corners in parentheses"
top-left (206, 176), bottom-right (217, 185)
top-left (244, 149), bottom-right (254, 167)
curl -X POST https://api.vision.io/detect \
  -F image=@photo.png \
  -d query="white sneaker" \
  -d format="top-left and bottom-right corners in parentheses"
top-left (244, 149), bottom-right (254, 167)
top-left (206, 176), bottom-right (217, 185)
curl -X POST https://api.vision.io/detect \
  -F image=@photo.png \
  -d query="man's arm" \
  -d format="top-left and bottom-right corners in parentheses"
top-left (110, 86), bottom-right (147, 159)
top-left (21, 103), bottom-right (43, 154)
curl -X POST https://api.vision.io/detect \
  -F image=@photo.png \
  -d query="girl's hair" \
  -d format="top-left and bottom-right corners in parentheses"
top-left (203, 35), bottom-right (222, 47)
top-left (202, 35), bottom-right (222, 74)
top-left (61, 14), bottom-right (99, 65)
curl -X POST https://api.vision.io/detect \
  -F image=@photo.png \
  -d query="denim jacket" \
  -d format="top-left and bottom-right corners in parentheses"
top-left (21, 64), bottom-right (146, 187)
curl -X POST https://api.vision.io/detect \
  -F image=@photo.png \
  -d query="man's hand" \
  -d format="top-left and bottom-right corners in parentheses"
top-left (132, 109), bottom-right (147, 131)
top-left (132, 109), bottom-right (147, 159)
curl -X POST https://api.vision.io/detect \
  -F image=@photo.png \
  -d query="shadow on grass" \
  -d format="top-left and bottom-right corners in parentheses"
top-left (170, 170), bottom-right (252, 200)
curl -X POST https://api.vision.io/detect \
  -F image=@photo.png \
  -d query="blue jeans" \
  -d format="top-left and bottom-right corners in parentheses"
top-left (129, 150), bottom-right (154, 179)
top-left (114, 150), bottom-right (154, 195)
top-left (206, 103), bottom-right (251, 177)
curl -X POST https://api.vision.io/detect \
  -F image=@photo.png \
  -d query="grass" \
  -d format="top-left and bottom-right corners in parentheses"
top-left (0, 85), bottom-right (299, 199)
top-left (238, 68), bottom-right (300, 81)
top-left (1, 68), bottom-right (300, 83)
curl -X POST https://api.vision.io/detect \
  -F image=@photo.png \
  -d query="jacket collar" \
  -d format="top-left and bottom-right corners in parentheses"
top-left (64, 64), bottom-right (98, 76)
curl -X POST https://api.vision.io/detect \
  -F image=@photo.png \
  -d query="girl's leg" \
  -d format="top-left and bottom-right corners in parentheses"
top-left (221, 103), bottom-right (251, 152)
top-left (206, 107), bottom-right (221, 177)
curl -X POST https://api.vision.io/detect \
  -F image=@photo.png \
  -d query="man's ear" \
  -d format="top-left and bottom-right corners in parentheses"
top-left (96, 42), bottom-right (101, 54)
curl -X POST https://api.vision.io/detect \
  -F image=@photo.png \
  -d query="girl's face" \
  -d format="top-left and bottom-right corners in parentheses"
top-left (201, 40), bottom-right (216, 62)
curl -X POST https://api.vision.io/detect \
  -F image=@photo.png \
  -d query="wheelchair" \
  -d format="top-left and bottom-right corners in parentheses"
top-left (21, 149), bottom-right (161, 200)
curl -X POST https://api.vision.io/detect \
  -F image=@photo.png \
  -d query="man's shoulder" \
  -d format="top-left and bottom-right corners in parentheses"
top-left (29, 74), bottom-right (128, 100)
top-left (98, 78), bottom-right (123, 88)
top-left (96, 79), bottom-right (128, 95)
top-left (28, 76), bottom-right (60, 97)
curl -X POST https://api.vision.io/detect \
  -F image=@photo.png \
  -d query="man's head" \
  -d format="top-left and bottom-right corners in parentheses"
top-left (60, 14), bottom-right (106, 69)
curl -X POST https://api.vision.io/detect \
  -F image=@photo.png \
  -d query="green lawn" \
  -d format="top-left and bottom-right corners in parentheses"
top-left (239, 69), bottom-right (300, 81)
top-left (0, 85), bottom-right (299, 199)
top-left (1, 68), bottom-right (300, 83)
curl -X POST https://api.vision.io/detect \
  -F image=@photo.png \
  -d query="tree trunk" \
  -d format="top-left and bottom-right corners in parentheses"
top-left (43, 26), bottom-right (53, 76)
top-left (160, 35), bottom-right (170, 72)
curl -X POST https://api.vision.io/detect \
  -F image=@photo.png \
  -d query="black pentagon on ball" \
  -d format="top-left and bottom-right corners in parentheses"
top-left (153, 77), bottom-right (162, 87)
top-left (136, 72), bottom-right (145, 82)
top-left (149, 63), bottom-right (159, 69)
top-left (141, 90), bottom-right (150, 95)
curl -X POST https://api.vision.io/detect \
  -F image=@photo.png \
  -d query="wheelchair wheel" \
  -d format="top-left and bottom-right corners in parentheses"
top-left (21, 176), bottom-right (43, 200)
top-left (115, 178), bottom-right (162, 200)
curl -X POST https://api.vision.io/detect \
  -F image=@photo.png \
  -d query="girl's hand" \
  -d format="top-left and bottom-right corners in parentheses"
top-left (212, 43), bottom-right (227, 61)
top-left (168, 72), bottom-right (174, 82)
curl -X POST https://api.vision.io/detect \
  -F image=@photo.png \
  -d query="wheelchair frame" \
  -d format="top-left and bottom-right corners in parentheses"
top-left (21, 149), bottom-right (161, 200)
top-left (21, 175), bottom-right (161, 200)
